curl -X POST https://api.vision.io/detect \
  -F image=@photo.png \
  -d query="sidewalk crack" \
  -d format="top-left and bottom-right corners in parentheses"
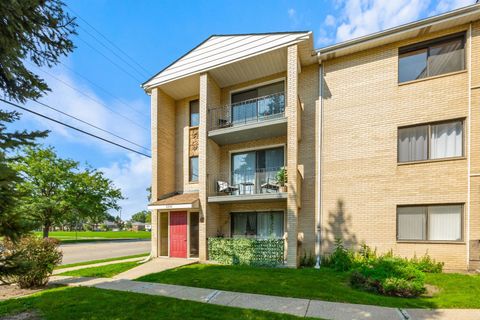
top-left (397, 308), bottom-right (411, 320)
top-left (304, 300), bottom-right (311, 318)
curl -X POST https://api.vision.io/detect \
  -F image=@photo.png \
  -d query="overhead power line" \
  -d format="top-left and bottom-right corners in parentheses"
top-left (57, 61), bottom-right (146, 118)
top-left (67, 5), bottom-right (151, 76)
top-left (30, 99), bottom-right (150, 152)
top-left (76, 36), bottom-right (144, 83)
top-left (33, 65), bottom-right (149, 131)
top-left (1, 98), bottom-right (151, 158)
top-left (78, 25), bottom-right (149, 78)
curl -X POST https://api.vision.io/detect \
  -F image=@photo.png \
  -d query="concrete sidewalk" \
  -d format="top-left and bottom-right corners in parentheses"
top-left (53, 257), bottom-right (146, 275)
top-left (113, 257), bottom-right (195, 280)
top-left (49, 275), bottom-right (480, 320)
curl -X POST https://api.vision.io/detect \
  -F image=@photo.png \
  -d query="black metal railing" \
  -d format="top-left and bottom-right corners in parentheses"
top-left (208, 167), bottom-right (286, 196)
top-left (208, 92), bottom-right (285, 131)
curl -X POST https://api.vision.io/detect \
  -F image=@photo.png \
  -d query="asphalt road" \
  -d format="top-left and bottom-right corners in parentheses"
top-left (59, 240), bottom-right (151, 265)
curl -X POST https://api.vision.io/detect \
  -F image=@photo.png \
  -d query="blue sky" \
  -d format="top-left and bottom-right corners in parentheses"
top-left (4, 0), bottom-right (474, 219)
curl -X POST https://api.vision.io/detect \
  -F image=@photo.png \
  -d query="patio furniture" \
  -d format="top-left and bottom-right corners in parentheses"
top-left (217, 181), bottom-right (239, 194)
top-left (261, 178), bottom-right (280, 193)
top-left (240, 181), bottom-right (255, 195)
top-left (218, 118), bottom-right (231, 128)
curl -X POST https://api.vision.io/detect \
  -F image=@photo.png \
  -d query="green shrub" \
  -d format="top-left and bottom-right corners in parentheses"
top-left (323, 240), bottom-right (443, 297)
top-left (351, 256), bottom-right (426, 297)
top-left (208, 238), bottom-right (284, 267)
top-left (322, 239), bottom-right (355, 271)
top-left (410, 254), bottom-right (444, 273)
top-left (300, 250), bottom-right (316, 267)
top-left (1, 236), bottom-right (62, 288)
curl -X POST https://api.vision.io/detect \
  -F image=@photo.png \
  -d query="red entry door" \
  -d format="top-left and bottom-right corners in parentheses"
top-left (169, 211), bottom-right (187, 258)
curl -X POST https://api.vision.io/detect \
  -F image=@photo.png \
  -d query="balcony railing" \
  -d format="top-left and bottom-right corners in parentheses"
top-left (208, 92), bottom-right (285, 131)
top-left (208, 167), bottom-right (285, 197)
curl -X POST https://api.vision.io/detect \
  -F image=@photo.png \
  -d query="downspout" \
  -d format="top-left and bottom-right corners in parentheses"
top-left (467, 22), bottom-right (472, 268)
top-left (315, 59), bottom-right (324, 269)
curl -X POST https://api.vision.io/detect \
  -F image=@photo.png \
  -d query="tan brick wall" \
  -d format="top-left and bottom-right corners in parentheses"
top-left (320, 25), bottom-right (472, 270)
top-left (469, 21), bottom-right (480, 268)
top-left (175, 95), bottom-right (200, 193)
top-left (150, 88), bottom-right (176, 257)
top-left (297, 64), bottom-right (320, 258)
top-left (286, 45), bottom-right (299, 267)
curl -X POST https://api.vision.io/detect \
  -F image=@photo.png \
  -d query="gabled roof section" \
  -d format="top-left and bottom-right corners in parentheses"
top-left (143, 31), bottom-right (311, 91)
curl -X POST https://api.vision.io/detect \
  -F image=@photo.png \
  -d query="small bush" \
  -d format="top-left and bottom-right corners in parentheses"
top-left (351, 256), bottom-right (426, 297)
top-left (1, 236), bottom-right (62, 288)
top-left (323, 240), bottom-right (443, 297)
top-left (300, 250), bottom-right (316, 267)
top-left (410, 254), bottom-right (444, 273)
top-left (322, 239), bottom-right (354, 271)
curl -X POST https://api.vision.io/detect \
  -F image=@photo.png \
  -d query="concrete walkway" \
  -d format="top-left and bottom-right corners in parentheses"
top-left (53, 257), bottom-right (146, 275)
top-left (113, 257), bottom-right (195, 280)
top-left (49, 275), bottom-right (480, 320)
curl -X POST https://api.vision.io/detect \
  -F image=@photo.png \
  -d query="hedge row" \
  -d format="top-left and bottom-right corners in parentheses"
top-left (208, 238), bottom-right (284, 267)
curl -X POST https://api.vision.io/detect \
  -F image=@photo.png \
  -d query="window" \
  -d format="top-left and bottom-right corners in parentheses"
top-left (398, 120), bottom-right (463, 163)
top-left (397, 205), bottom-right (462, 241)
top-left (160, 212), bottom-right (168, 256)
top-left (231, 211), bottom-right (284, 238)
top-left (231, 147), bottom-right (284, 194)
top-left (189, 156), bottom-right (198, 182)
top-left (190, 100), bottom-right (199, 126)
top-left (231, 81), bottom-right (285, 124)
top-left (398, 33), bottom-right (465, 83)
top-left (189, 212), bottom-right (199, 257)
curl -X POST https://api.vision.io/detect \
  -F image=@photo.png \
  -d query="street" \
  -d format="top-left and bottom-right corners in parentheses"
top-left (59, 240), bottom-right (150, 265)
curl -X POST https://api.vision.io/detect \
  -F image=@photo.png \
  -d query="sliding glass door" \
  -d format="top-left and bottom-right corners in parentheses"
top-left (231, 211), bottom-right (284, 238)
top-left (231, 81), bottom-right (284, 125)
top-left (231, 147), bottom-right (284, 194)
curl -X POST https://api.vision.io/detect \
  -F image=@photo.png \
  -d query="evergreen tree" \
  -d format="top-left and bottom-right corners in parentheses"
top-left (0, 0), bottom-right (77, 103)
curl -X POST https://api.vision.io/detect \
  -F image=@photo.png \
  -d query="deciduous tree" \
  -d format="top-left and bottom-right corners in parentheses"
top-left (13, 146), bottom-right (123, 238)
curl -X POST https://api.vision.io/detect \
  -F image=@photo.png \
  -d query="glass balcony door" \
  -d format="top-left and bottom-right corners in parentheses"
top-left (231, 81), bottom-right (284, 125)
top-left (231, 147), bottom-right (284, 195)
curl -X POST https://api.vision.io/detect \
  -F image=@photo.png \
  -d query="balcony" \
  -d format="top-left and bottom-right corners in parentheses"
top-left (208, 167), bottom-right (287, 203)
top-left (208, 92), bottom-right (287, 145)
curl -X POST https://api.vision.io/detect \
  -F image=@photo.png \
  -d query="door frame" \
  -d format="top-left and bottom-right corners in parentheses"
top-left (158, 210), bottom-right (199, 259)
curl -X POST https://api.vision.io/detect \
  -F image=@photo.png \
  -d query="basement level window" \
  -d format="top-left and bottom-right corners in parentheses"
top-left (397, 205), bottom-right (463, 242)
top-left (398, 33), bottom-right (465, 83)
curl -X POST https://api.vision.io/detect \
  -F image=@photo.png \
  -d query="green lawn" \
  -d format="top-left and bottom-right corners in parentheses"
top-left (0, 287), bottom-right (317, 320)
top-left (58, 261), bottom-right (141, 278)
top-left (36, 231), bottom-right (151, 243)
top-left (137, 264), bottom-right (480, 309)
top-left (56, 253), bottom-right (149, 269)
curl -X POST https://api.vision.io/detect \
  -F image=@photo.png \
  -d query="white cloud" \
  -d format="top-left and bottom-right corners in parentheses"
top-left (334, 0), bottom-right (430, 42)
top-left (288, 8), bottom-right (296, 18)
top-left (324, 14), bottom-right (336, 27)
top-left (316, 28), bottom-right (335, 46)
top-left (14, 64), bottom-right (152, 219)
top-left (431, 0), bottom-right (474, 15)
top-left (100, 153), bottom-right (151, 219)
top-left (288, 8), bottom-right (303, 28)
top-left (30, 65), bottom-right (150, 155)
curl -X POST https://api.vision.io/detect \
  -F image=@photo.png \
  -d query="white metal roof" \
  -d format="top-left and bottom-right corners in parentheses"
top-left (143, 32), bottom-right (312, 91)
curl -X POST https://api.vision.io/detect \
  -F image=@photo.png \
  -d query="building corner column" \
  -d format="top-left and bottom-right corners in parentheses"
top-left (286, 44), bottom-right (300, 267)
